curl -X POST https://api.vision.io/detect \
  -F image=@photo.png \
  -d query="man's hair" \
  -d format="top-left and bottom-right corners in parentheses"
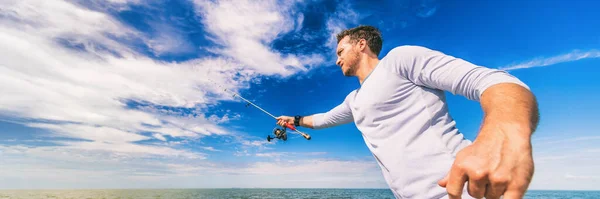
top-left (336, 25), bottom-right (383, 56)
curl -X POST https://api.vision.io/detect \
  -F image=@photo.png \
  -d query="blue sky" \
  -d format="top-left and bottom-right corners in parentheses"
top-left (0, 0), bottom-right (599, 191)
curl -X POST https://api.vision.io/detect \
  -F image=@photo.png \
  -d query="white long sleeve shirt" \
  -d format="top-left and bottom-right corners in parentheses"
top-left (312, 45), bottom-right (530, 199)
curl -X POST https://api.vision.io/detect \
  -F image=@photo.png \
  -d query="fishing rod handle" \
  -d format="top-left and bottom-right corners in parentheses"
top-left (299, 132), bottom-right (311, 140)
top-left (284, 123), bottom-right (311, 140)
top-left (284, 123), bottom-right (296, 130)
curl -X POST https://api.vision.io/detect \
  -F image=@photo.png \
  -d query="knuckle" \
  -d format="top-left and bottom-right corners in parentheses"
top-left (471, 169), bottom-right (488, 180)
top-left (490, 173), bottom-right (510, 184)
top-left (455, 162), bottom-right (469, 171)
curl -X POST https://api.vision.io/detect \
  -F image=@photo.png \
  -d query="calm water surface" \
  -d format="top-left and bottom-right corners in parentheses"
top-left (0, 189), bottom-right (598, 199)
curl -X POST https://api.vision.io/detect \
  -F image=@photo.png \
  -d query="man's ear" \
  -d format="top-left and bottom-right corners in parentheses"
top-left (358, 39), bottom-right (367, 51)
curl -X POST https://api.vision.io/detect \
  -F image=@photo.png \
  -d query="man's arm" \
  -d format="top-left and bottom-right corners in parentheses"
top-left (277, 94), bottom-right (354, 130)
top-left (439, 83), bottom-right (539, 199)
top-left (295, 115), bottom-right (315, 129)
top-left (388, 45), bottom-right (539, 199)
top-left (389, 45), bottom-right (531, 102)
top-left (480, 82), bottom-right (540, 137)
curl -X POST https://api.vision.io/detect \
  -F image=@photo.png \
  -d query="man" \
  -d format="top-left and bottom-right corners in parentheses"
top-left (276, 25), bottom-right (539, 199)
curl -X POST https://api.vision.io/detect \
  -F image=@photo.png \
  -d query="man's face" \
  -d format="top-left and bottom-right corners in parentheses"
top-left (336, 36), bottom-right (360, 77)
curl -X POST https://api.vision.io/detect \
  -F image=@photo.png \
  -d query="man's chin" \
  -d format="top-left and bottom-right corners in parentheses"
top-left (342, 69), bottom-right (354, 76)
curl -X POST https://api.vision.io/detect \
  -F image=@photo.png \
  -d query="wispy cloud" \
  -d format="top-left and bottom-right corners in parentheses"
top-left (0, 143), bottom-right (383, 189)
top-left (534, 136), bottom-right (600, 145)
top-left (144, 20), bottom-right (196, 57)
top-left (0, 0), bottom-right (379, 189)
top-left (529, 135), bottom-right (600, 190)
top-left (153, 133), bottom-right (167, 141)
top-left (200, 146), bottom-right (221, 152)
top-left (192, 0), bottom-right (325, 77)
top-left (565, 174), bottom-right (600, 180)
top-left (208, 113), bottom-right (241, 124)
top-left (325, 0), bottom-right (359, 51)
top-left (255, 151), bottom-right (327, 158)
top-left (500, 49), bottom-right (600, 71)
top-left (0, 0), bottom-right (316, 160)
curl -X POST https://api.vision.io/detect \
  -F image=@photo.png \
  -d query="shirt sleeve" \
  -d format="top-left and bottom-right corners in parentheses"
top-left (311, 92), bottom-right (354, 129)
top-left (388, 45), bottom-right (530, 101)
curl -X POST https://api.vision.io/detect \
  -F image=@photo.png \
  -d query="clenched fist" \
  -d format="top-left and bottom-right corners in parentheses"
top-left (438, 125), bottom-right (534, 199)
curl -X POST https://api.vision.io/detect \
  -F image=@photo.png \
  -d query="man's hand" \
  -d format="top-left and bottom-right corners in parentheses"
top-left (438, 83), bottom-right (539, 199)
top-left (276, 115), bottom-right (314, 129)
top-left (438, 126), bottom-right (534, 199)
top-left (276, 116), bottom-right (295, 127)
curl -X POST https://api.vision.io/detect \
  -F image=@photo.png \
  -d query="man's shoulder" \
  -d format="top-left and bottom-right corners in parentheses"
top-left (383, 45), bottom-right (434, 58)
top-left (378, 45), bottom-right (434, 72)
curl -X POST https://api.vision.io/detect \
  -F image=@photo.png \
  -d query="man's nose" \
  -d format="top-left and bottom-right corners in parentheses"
top-left (336, 58), bottom-right (341, 66)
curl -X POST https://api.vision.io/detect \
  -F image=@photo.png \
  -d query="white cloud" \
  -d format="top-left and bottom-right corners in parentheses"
top-left (529, 135), bottom-right (600, 190)
top-left (0, 0), bottom-right (301, 160)
top-left (255, 151), bottom-right (327, 158)
top-left (0, 144), bottom-right (385, 189)
top-left (26, 123), bottom-right (151, 143)
top-left (153, 133), bottom-right (167, 141)
top-left (325, 0), bottom-right (359, 51)
top-left (1, 0), bottom-right (137, 55)
top-left (0, 0), bottom-right (380, 190)
top-left (201, 146), bottom-right (220, 152)
top-left (256, 152), bottom-right (286, 158)
top-left (63, 141), bottom-right (203, 159)
top-left (149, 158), bottom-right (387, 188)
top-left (208, 113), bottom-right (241, 124)
top-left (534, 135), bottom-right (600, 145)
top-left (241, 159), bottom-right (378, 175)
top-left (106, 0), bottom-right (141, 5)
top-left (0, 144), bottom-right (207, 189)
top-left (565, 174), bottom-right (600, 180)
top-left (192, 0), bottom-right (325, 77)
top-left (500, 49), bottom-right (600, 71)
top-left (144, 21), bottom-right (196, 57)
top-left (69, 0), bottom-right (143, 12)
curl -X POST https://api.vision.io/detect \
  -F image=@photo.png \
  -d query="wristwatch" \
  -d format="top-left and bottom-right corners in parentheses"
top-left (294, 115), bottom-right (303, 127)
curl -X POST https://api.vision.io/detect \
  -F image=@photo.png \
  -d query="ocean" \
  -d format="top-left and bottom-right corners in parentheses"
top-left (0, 189), bottom-right (598, 199)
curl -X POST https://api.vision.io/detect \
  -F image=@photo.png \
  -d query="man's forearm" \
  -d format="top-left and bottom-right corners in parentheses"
top-left (299, 115), bottom-right (314, 129)
top-left (479, 83), bottom-right (540, 140)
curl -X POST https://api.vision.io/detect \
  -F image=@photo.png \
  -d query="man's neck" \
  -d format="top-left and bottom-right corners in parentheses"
top-left (356, 56), bottom-right (380, 85)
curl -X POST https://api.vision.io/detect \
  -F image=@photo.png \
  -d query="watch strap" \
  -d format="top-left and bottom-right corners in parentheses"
top-left (294, 115), bottom-right (303, 127)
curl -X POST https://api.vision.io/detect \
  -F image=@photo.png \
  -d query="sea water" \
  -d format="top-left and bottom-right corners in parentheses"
top-left (0, 189), bottom-right (598, 199)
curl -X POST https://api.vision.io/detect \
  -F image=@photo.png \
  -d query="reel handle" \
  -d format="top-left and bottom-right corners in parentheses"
top-left (284, 123), bottom-right (311, 140)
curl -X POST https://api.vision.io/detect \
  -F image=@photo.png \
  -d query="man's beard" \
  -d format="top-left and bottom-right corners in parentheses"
top-left (343, 64), bottom-right (357, 76)
top-left (342, 50), bottom-right (360, 76)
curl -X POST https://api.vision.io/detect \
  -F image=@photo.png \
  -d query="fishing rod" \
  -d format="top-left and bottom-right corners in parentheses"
top-left (206, 78), bottom-right (311, 141)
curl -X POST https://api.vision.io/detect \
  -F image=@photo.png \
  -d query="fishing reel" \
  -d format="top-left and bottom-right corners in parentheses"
top-left (267, 126), bottom-right (288, 142)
